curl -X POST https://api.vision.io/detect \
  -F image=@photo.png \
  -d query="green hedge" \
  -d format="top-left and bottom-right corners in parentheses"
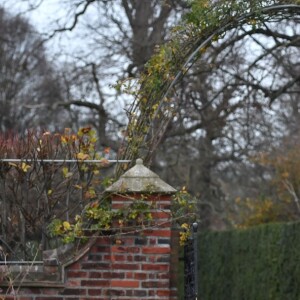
top-left (198, 222), bottom-right (300, 300)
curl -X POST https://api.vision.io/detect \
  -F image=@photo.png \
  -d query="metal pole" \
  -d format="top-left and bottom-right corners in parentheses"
top-left (192, 222), bottom-right (198, 300)
top-left (0, 159), bottom-right (131, 163)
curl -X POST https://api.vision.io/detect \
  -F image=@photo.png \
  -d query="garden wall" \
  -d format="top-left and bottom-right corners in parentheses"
top-left (0, 159), bottom-right (179, 300)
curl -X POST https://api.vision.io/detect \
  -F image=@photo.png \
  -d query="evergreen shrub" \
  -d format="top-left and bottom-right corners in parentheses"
top-left (198, 222), bottom-right (300, 300)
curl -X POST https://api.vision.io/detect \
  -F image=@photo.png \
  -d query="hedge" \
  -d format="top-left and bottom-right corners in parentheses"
top-left (198, 221), bottom-right (300, 300)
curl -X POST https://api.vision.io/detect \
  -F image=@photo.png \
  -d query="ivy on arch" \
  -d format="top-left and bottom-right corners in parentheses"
top-left (116, 0), bottom-right (300, 173)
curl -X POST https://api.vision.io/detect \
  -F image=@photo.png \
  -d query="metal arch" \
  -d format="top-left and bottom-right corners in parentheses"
top-left (120, 4), bottom-right (300, 166)
top-left (160, 4), bottom-right (300, 104)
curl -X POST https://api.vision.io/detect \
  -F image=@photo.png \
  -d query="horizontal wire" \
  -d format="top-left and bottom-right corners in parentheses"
top-left (0, 159), bottom-right (131, 163)
top-left (0, 261), bottom-right (44, 265)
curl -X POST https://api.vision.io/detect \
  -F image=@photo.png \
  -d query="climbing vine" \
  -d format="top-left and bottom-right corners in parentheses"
top-left (49, 186), bottom-right (196, 245)
top-left (116, 0), bottom-right (300, 173)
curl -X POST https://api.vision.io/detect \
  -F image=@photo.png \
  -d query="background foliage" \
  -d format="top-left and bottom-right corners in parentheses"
top-left (230, 140), bottom-right (300, 228)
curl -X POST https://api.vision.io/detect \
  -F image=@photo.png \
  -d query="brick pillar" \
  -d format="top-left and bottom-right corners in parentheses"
top-left (106, 158), bottom-right (178, 299)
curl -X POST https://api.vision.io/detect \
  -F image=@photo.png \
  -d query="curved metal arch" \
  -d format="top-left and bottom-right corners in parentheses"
top-left (160, 4), bottom-right (300, 112)
top-left (148, 5), bottom-right (300, 145)
top-left (118, 4), bottom-right (300, 169)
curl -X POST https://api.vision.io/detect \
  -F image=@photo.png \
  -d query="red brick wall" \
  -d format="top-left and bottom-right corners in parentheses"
top-left (0, 193), bottom-right (179, 300)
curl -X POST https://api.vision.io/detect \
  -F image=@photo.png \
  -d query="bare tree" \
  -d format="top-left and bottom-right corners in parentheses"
top-left (155, 18), bottom-right (300, 228)
top-left (0, 7), bottom-right (67, 133)
top-left (14, 0), bottom-right (189, 150)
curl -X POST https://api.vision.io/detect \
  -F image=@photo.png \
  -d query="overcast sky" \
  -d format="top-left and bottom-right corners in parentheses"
top-left (1, 0), bottom-right (62, 31)
top-left (0, 0), bottom-right (97, 61)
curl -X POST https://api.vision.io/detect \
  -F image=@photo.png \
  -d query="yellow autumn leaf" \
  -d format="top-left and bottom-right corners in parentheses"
top-left (84, 188), bottom-right (96, 199)
top-left (63, 221), bottom-right (71, 230)
top-left (181, 186), bottom-right (188, 194)
top-left (21, 162), bottom-right (31, 172)
top-left (74, 184), bottom-right (82, 190)
top-left (61, 135), bottom-right (69, 144)
top-left (76, 152), bottom-right (89, 160)
top-left (62, 167), bottom-right (73, 178)
top-left (8, 162), bottom-right (18, 167)
top-left (47, 189), bottom-right (53, 196)
top-left (62, 167), bottom-right (68, 177)
top-left (248, 19), bottom-right (257, 25)
top-left (181, 223), bottom-right (189, 230)
top-left (75, 215), bottom-right (81, 222)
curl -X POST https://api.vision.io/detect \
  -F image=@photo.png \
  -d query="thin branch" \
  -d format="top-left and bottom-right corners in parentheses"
top-left (46, 0), bottom-right (97, 40)
top-left (283, 179), bottom-right (300, 213)
top-left (91, 63), bottom-right (105, 107)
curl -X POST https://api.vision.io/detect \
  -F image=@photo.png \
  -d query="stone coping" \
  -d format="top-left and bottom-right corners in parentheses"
top-left (0, 238), bottom-right (96, 287)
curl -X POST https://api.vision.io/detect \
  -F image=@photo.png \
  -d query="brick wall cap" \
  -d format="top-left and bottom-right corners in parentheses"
top-left (106, 159), bottom-right (176, 193)
top-left (0, 237), bottom-right (99, 287)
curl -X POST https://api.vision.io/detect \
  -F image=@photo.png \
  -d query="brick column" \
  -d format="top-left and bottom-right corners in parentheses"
top-left (106, 158), bottom-right (178, 299)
